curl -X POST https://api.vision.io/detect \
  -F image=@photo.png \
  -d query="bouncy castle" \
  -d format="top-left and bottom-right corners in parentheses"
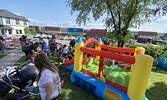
top-left (64, 37), bottom-right (153, 100)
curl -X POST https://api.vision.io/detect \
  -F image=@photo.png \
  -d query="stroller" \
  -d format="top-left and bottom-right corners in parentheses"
top-left (0, 62), bottom-right (39, 100)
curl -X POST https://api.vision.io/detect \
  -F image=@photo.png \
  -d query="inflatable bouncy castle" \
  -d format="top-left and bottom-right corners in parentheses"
top-left (64, 37), bottom-right (153, 100)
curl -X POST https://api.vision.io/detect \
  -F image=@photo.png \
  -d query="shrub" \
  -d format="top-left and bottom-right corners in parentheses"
top-left (128, 44), bottom-right (165, 57)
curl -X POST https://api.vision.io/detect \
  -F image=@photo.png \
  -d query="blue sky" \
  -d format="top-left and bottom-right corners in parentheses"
top-left (0, 0), bottom-right (167, 33)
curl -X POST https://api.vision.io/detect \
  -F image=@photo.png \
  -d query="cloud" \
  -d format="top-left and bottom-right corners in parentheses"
top-left (28, 18), bottom-right (57, 26)
top-left (28, 18), bottom-right (105, 29)
top-left (61, 21), bottom-right (79, 28)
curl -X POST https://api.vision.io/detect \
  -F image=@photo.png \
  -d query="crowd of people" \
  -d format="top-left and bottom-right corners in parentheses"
top-left (20, 36), bottom-right (75, 65)
top-left (1, 35), bottom-right (112, 100)
top-left (19, 36), bottom-right (76, 100)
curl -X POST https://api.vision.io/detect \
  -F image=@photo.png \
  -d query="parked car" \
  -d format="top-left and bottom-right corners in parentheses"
top-left (33, 34), bottom-right (40, 38)
top-left (69, 36), bottom-right (75, 40)
top-left (40, 34), bottom-right (48, 38)
top-left (3, 37), bottom-right (15, 49)
top-left (52, 35), bottom-right (60, 39)
top-left (28, 38), bottom-right (39, 45)
top-left (152, 40), bottom-right (167, 45)
top-left (47, 35), bottom-right (52, 39)
top-left (60, 36), bottom-right (68, 40)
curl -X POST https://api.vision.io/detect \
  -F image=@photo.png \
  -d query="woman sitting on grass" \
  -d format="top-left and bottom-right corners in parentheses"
top-left (34, 53), bottom-right (61, 100)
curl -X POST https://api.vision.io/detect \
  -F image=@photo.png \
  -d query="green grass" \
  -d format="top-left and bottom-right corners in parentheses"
top-left (1, 56), bottom-right (167, 100)
top-left (0, 51), bottom-right (5, 59)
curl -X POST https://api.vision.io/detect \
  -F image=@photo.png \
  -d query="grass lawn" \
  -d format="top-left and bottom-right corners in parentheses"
top-left (0, 51), bottom-right (5, 59)
top-left (1, 55), bottom-right (167, 100)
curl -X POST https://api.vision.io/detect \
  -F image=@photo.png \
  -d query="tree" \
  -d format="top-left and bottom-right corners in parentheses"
top-left (67, 0), bottom-right (167, 47)
top-left (31, 27), bottom-right (36, 34)
top-left (24, 27), bottom-right (30, 34)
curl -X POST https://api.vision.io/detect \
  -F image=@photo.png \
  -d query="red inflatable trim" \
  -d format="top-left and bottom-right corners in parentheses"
top-left (106, 79), bottom-right (128, 92)
top-left (81, 68), bottom-right (128, 92)
top-left (84, 38), bottom-right (100, 47)
top-left (101, 45), bottom-right (135, 53)
top-left (64, 59), bottom-right (74, 65)
top-left (81, 69), bottom-right (98, 78)
top-left (80, 47), bottom-right (135, 64)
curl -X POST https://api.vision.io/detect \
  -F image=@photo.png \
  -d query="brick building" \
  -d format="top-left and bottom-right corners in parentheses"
top-left (84, 29), bottom-right (107, 37)
top-left (137, 31), bottom-right (158, 43)
top-left (29, 26), bottom-right (42, 34)
top-left (44, 26), bottom-right (61, 34)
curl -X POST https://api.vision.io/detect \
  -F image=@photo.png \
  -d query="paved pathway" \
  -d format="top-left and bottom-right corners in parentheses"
top-left (0, 49), bottom-right (24, 74)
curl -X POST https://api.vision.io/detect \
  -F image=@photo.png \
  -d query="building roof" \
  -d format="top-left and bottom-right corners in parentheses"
top-left (0, 9), bottom-right (28, 21)
top-left (0, 25), bottom-right (13, 29)
top-left (138, 31), bottom-right (158, 36)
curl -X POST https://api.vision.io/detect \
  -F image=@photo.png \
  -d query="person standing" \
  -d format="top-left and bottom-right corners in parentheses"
top-left (34, 53), bottom-right (61, 100)
top-left (21, 36), bottom-right (30, 61)
top-left (69, 39), bottom-right (75, 48)
top-left (39, 37), bottom-right (48, 56)
top-left (0, 36), bottom-right (8, 56)
top-left (103, 39), bottom-right (110, 51)
top-left (104, 39), bottom-right (110, 45)
top-left (49, 37), bottom-right (56, 56)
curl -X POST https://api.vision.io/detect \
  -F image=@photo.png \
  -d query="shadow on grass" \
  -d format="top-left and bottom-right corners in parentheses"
top-left (151, 66), bottom-right (167, 74)
top-left (49, 56), bottom-right (100, 100)
top-left (146, 82), bottom-right (167, 100)
top-left (0, 51), bottom-right (5, 59)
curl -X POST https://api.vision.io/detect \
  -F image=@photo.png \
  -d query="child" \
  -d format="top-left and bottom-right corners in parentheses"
top-left (27, 42), bottom-right (39, 63)
top-left (85, 54), bottom-right (92, 68)
top-left (67, 51), bottom-right (73, 60)
top-left (49, 37), bottom-right (56, 56)
top-left (62, 45), bottom-right (68, 63)
top-left (155, 54), bottom-right (161, 66)
top-left (39, 37), bottom-right (47, 56)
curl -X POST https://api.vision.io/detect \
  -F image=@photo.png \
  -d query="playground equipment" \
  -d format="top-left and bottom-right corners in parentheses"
top-left (64, 37), bottom-right (153, 100)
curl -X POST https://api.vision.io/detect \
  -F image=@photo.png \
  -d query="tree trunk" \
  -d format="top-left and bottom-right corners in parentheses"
top-left (121, 40), bottom-right (124, 47)
top-left (117, 40), bottom-right (121, 47)
top-left (117, 40), bottom-right (125, 47)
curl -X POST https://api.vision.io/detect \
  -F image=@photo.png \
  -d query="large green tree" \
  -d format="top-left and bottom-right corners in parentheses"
top-left (67, 0), bottom-right (167, 47)
top-left (24, 27), bottom-right (30, 34)
top-left (31, 27), bottom-right (36, 34)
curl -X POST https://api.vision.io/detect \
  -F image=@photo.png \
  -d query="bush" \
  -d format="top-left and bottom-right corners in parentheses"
top-left (128, 44), bottom-right (165, 57)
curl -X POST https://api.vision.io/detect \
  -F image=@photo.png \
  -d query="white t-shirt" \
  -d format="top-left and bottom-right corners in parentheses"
top-left (38, 69), bottom-right (61, 100)
top-left (63, 47), bottom-right (68, 54)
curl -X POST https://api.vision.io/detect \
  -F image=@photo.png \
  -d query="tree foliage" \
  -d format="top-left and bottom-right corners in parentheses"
top-left (24, 27), bottom-right (30, 34)
top-left (67, 0), bottom-right (167, 47)
top-left (31, 27), bottom-right (36, 34)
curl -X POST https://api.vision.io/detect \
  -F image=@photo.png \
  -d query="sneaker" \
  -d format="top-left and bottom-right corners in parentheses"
top-left (61, 73), bottom-right (65, 76)
top-left (61, 80), bottom-right (64, 84)
top-left (66, 72), bottom-right (70, 75)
